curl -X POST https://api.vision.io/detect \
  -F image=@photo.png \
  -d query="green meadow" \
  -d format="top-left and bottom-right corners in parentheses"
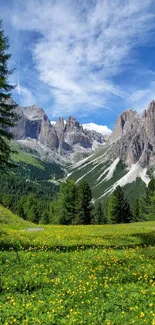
top-left (0, 219), bottom-right (155, 325)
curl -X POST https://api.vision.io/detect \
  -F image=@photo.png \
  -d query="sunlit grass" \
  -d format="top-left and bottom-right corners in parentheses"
top-left (0, 221), bottom-right (155, 324)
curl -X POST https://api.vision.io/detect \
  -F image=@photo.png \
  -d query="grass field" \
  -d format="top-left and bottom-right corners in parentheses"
top-left (0, 221), bottom-right (155, 325)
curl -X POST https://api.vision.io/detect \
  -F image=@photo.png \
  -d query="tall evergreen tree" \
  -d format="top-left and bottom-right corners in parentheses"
top-left (0, 20), bottom-right (18, 166)
top-left (75, 181), bottom-right (93, 224)
top-left (55, 180), bottom-right (78, 225)
top-left (107, 186), bottom-right (132, 224)
top-left (140, 179), bottom-right (155, 220)
top-left (93, 201), bottom-right (107, 224)
top-left (132, 198), bottom-right (140, 221)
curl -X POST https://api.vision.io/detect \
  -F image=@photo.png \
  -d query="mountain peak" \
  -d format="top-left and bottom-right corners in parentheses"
top-left (109, 109), bottom-right (139, 143)
top-left (147, 99), bottom-right (155, 114)
top-left (55, 117), bottom-right (65, 128)
top-left (65, 116), bottom-right (83, 131)
top-left (23, 105), bottom-right (45, 120)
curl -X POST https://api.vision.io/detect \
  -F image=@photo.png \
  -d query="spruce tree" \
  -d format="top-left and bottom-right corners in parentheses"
top-left (55, 180), bottom-right (78, 225)
top-left (0, 20), bottom-right (18, 166)
top-left (141, 179), bottom-right (155, 220)
top-left (132, 199), bottom-right (140, 221)
top-left (94, 201), bottom-right (107, 224)
top-left (75, 181), bottom-right (93, 224)
top-left (107, 186), bottom-right (132, 224)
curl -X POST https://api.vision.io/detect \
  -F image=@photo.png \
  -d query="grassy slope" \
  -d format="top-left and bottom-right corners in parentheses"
top-left (10, 142), bottom-right (65, 181)
top-left (0, 205), bottom-right (32, 225)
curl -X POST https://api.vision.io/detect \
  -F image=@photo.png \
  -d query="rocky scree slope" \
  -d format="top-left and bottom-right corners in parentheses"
top-left (68, 100), bottom-right (155, 201)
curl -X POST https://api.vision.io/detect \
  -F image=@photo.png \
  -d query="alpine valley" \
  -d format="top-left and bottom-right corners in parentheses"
top-left (6, 98), bottom-right (155, 204)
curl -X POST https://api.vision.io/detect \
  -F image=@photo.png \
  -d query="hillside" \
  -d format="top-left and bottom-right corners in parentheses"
top-left (68, 146), bottom-right (148, 204)
top-left (11, 141), bottom-right (65, 181)
top-left (0, 205), bottom-right (31, 225)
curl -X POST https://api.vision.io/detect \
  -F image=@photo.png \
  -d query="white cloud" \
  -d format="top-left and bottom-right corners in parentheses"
top-left (51, 120), bottom-right (111, 135)
top-left (15, 86), bottom-right (36, 107)
top-left (8, 0), bottom-right (155, 115)
top-left (83, 122), bottom-right (112, 135)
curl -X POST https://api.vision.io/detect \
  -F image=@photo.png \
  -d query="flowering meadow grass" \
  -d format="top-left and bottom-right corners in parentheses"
top-left (0, 222), bottom-right (155, 325)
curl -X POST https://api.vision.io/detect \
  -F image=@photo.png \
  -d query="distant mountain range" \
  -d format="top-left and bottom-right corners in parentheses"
top-left (9, 98), bottom-right (155, 203)
top-left (9, 98), bottom-right (107, 164)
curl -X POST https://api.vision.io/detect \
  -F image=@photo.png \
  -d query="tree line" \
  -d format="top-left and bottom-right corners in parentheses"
top-left (1, 169), bottom-right (154, 224)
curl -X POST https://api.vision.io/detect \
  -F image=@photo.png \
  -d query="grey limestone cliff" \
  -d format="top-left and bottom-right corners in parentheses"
top-left (108, 101), bottom-right (155, 167)
top-left (11, 102), bottom-right (105, 155)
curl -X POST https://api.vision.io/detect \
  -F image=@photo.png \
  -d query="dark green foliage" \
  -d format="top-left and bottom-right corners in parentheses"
top-left (93, 201), bottom-right (107, 224)
top-left (107, 186), bottom-right (132, 224)
top-left (75, 181), bottom-right (93, 225)
top-left (51, 180), bottom-right (93, 225)
top-left (0, 20), bottom-right (18, 166)
top-left (148, 178), bottom-right (155, 194)
top-left (0, 170), bottom-right (58, 223)
top-left (12, 160), bottom-right (64, 181)
top-left (138, 178), bottom-right (155, 221)
top-left (132, 199), bottom-right (141, 221)
top-left (53, 180), bottom-right (78, 225)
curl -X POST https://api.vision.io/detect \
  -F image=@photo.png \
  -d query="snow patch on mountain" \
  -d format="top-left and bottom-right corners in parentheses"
top-left (103, 158), bottom-right (120, 181)
top-left (98, 162), bottom-right (150, 200)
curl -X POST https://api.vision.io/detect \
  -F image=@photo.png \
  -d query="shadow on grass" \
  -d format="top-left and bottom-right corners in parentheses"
top-left (0, 231), bottom-right (155, 252)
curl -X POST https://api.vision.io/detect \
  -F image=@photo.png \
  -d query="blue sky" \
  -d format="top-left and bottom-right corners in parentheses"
top-left (1, 0), bottom-right (155, 133)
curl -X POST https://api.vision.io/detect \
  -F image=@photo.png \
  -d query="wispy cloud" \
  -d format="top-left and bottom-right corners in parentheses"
top-left (4, 0), bottom-right (155, 116)
top-left (129, 81), bottom-right (155, 112)
top-left (17, 86), bottom-right (36, 107)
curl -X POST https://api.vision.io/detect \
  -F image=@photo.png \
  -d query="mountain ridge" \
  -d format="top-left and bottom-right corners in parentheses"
top-left (68, 100), bottom-right (155, 201)
top-left (10, 99), bottom-right (107, 163)
top-left (8, 98), bottom-right (155, 202)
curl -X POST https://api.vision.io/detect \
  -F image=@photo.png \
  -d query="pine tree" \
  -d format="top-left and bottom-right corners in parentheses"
top-left (139, 179), bottom-right (155, 220)
top-left (55, 180), bottom-right (78, 225)
top-left (142, 179), bottom-right (155, 220)
top-left (75, 181), bottom-right (93, 224)
top-left (148, 179), bottom-right (155, 194)
top-left (132, 199), bottom-right (140, 221)
top-left (107, 186), bottom-right (132, 224)
top-left (0, 20), bottom-right (18, 166)
top-left (94, 202), bottom-right (107, 224)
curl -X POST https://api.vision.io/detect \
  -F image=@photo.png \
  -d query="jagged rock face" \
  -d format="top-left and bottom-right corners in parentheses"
top-left (12, 105), bottom-right (59, 149)
top-left (65, 116), bottom-right (83, 132)
top-left (39, 116), bottom-right (59, 149)
top-left (84, 129), bottom-right (105, 144)
top-left (12, 104), bottom-right (105, 153)
top-left (54, 117), bottom-right (65, 151)
top-left (142, 101), bottom-right (155, 146)
top-left (109, 110), bottom-right (140, 143)
top-left (108, 101), bottom-right (155, 167)
top-left (63, 116), bottom-right (92, 148)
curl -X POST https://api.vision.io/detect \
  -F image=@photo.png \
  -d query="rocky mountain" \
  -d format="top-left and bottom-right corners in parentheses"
top-left (68, 100), bottom-right (155, 203)
top-left (11, 100), bottom-right (106, 163)
top-left (109, 100), bottom-right (155, 167)
top-left (8, 98), bottom-right (155, 203)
